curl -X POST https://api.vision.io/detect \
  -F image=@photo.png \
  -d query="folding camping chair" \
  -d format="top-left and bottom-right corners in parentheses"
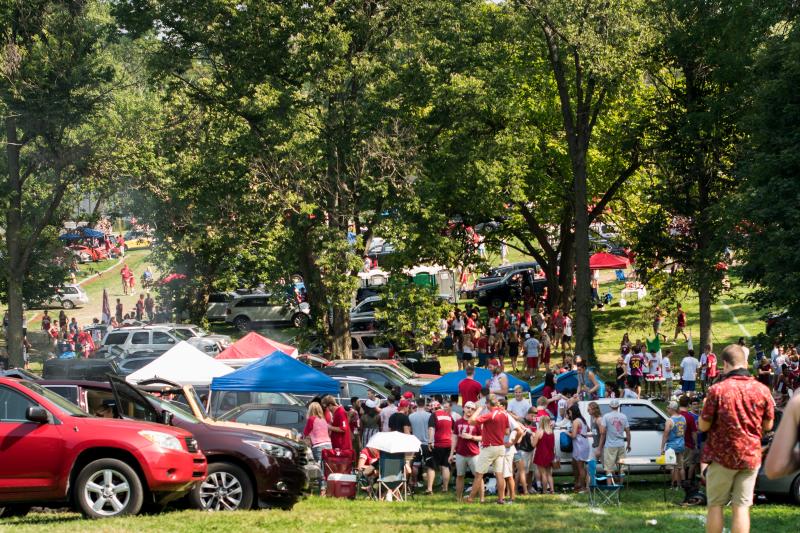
top-left (588, 459), bottom-right (622, 507)
top-left (377, 453), bottom-right (408, 502)
top-left (615, 269), bottom-right (626, 282)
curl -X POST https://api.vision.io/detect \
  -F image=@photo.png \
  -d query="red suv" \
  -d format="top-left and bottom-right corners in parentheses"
top-left (0, 378), bottom-right (206, 519)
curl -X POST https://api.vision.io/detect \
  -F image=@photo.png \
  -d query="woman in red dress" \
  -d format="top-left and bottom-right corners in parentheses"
top-left (533, 414), bottom-right (556, 494)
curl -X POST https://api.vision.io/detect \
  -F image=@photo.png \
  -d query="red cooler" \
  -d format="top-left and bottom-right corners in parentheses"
top-left (326, 473), bottom-right (357, 499)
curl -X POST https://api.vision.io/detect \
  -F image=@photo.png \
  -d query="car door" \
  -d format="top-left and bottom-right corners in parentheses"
top-left (620, 403), bottom-right (667, 464)
top-left (271, 409), bottom-right (305, 433)
top-left (108, 376), bottom-right (161, 423)
top-left (151, 330), bottom-right (177, 352)
top-left (244, 296), bottom-right (270, 322)
top-left (0, 384), bottom-right (65, 495)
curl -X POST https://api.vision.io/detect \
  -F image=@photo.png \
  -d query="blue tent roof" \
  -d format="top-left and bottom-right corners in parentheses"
top-left (420, 368), bottom-right (530, 396)
top-left (210, 351), bottom-right (339, 394)
top-left (59, 227), bottom-right (106, 241)
top-left (529, 370), bottom-right (606, 400)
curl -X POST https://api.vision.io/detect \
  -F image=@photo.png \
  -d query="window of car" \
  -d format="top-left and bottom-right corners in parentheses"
top-left (347, 382), bottom-right (375, 399)
top-left (233, 408), bottom-right (270, 425)
top-left (45, 385), bottom-right (79, 405)
top-left (167, 329), bottom-right (188, 341)
top-left (124, 359), bottom-right (155, 371)
top-left (0, 385), bottom-right (38, 422)
top-left (131, 332), bottom-right (150, 345)
top-left (17, 381), bottom-right (88, 418)
top-left (357, 301), bottom-right (376, 313)
top-left (252, 392), bottom-right (292, 405)
top-left (237, 297), bottom-right (268, 307)
top-left (351, 338), bottom-right (360, 350)
top-left (62, 287), bottom-right (78, 294)
top-left (112, 382), bottom-right (160, 423)
top-left (208, 293), bottom-right (231, 303)
top-left (274, 410), bottom-right (301, 426)
top-left (154, 331), bottom-right (177, 344)
top-left (104, 332), bottom-right (129, 346)
top-left (620, 404), bottom-right (665, 432)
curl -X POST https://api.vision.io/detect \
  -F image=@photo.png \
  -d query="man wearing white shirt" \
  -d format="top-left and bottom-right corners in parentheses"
top-left (662, 349), bottom-right (674, 401)
top-left (680, 350), bottom-right (700, 393)
top-left (645, 349), bottom-right (661, 398)
top-left (507, 385), bottom-right (532, 421)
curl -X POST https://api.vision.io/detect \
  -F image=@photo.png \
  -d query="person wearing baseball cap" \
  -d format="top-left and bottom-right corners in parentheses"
top-left (662, 400), bottom-right (687, 489)
top-left (388, 399), bottom-right (412, 434)
top-left (403, 391), bottom-right (414, 401)
top-left (599, 398), bottom-right (630, 485)
top-left (486, 358), bottom-right (509, 396)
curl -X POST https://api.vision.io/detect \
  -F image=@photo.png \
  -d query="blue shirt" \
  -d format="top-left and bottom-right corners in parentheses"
top-left (666, 415), bottom-right (686, 452)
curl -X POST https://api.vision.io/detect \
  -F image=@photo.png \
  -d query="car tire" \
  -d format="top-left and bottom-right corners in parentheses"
top-left (292, 313), bottom-right (309, 328)
top-left (490, 297), bottom-right (504, 309)
top-left (0, 505), bottom-right (31, 518)
top-left (74, 458), bottom-right (144, 519)
top-left (190, 462), bottom-right (254, 511)
top-left (233, 316), bottom-right (251, 331)
top-left (792, 474), bottom-right (800, 505)
top-left (62, 300), bottom-right (76, 310)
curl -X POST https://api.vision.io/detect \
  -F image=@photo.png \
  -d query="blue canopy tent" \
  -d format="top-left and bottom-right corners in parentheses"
top-left (59, 226), bottom-right (106, 241)
top-left (529, 370), bottom-right (606, 401)
top-left (58, 233), bottom-right (83, 241)
top-left (420, 368), bottom-right (530, 396)
top-left (210, 351), bottom-right (339, 395)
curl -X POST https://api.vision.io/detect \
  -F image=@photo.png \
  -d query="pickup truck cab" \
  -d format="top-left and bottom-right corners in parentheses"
top-left (0, 378), bottom-right (206, 519)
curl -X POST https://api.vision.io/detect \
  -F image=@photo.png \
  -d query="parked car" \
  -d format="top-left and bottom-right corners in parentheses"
top-left (293, 375), bottom-right (392, 408)
top-left (217, 404), bottom-right (308, 434)
top-left (478, 262), bottom-right (541, 286)
top-left (47, 377), bottom-right (310, 511)
top-left (206, 292), bottom-right (236, 322)
top-left (225, 293), bottom-right (310, 331)
top-left (42, 357), bottom-right (117, 381)
top-left (0, 377), bottom-right (206, 519)
top-left (472, 269), bottom-right (547, 309)
top-left (29, 284), bottom-right (89, 310)
top-left (209, 391), bottom-right (306, 419)
top-left (102, 326), bottom-right (221, 356)
top-left (755, 410), bottom-right (800, 504)
top-left (350, 331), bottom-right (395, 359)
top-left (552, 398), bottom-right (669, 475)
top-left (366, 240), bottom-right (396, 262)
top-left (69, 244), bottom-right (108, 262)
top-left (113, 356), bottom-right (161, 377)
top-left (350, 295), bottom-right (381, 321)
top-left (123, 230), bottom-right (153, 250)
top-left (323, 360), bottom-right (433, 396)
top-left (157, 323), bottom-right (231, 351)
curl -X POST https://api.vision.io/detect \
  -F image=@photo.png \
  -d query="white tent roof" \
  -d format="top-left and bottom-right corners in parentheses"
top-left (126, 341), bottom-right (233, 386)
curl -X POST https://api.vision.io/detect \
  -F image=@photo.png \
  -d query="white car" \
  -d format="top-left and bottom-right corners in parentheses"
top-left (225, 293), bottom-right (310, 330)
top-left (350, 295), bottom-right (381, 321)
top-left (552, 398), bottom-right (669, 474)
top-left (206, 292), bottom-right (236, 322)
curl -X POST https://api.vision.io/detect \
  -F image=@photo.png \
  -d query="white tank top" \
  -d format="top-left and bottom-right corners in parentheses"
top-left (489, 372), bottom-right (507, 393)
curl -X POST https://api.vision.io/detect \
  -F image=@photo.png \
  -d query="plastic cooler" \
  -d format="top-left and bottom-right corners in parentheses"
top-left (326, 473), bottom-right (357, 499)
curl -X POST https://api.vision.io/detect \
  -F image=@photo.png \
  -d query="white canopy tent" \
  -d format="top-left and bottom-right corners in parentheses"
top-left (126, 341), bottom-right (233, 386)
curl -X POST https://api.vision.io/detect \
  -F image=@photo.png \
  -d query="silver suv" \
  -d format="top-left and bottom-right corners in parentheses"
top-left (101, 326), bottom-right (221, 355)
top-left (224, 293), bottom-right (310, 330)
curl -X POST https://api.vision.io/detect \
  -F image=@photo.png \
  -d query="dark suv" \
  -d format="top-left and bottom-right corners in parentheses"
top-left (44, 377), bottom-right (309, 511)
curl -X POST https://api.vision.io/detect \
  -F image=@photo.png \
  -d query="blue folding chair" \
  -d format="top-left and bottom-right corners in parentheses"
top-left (377, 453), bottom-right (408, 501)
top-left (588, 459), bottom-right (622, 506)
top-left (615, 269), bottom-right (626, 282)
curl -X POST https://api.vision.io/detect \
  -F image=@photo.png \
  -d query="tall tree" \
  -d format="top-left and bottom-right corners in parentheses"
top-left (116, 1), bottom-right (422, 358)
top-left (1, 0), bottom-right (116, 366)
top-left (630, 0), bottom-right (784, 350)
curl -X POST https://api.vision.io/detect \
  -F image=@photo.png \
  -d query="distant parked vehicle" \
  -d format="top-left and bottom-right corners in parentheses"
top-left (102, 326), bottom-right (221, 355)
top-left (0, 377), bottom-right (206, 519)
top-left (29, 284), bottom-right (89, 310)
top-left (471, 269), bottom-right (547, 309)
top-left (225, 293), bottom-right (310, 331)
top-left (217, 403), bottom-right (308, 434)
top-left (206, 292), bottom-right (236, 322)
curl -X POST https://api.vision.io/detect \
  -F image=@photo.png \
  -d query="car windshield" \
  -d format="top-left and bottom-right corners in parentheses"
top-left (388, 363), bottom-right (416, 379)
top-left (192, 327), bottom-right (208, 336)
top-left (149, 395), bottom-right (201, 424)
top-left (19, 380), bottom-right (89, 417)
top-left (169, 328), bottom-right (191, 341)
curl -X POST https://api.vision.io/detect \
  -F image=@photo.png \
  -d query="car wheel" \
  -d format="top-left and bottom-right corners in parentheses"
top-left (792, 474), bottom-right (800, 505)
top-left (75, 458), bottom-right (144, 519)
top-left (292, 313), bottom-right (309, 328)
top-left (0, 505), bottom-right (31, 518)
top-left (233, 316), bottom-right (251, 331)
top-left (190, 462), bottom-right (254, 511)
top-left (490, 297), bottom-right (504, 309)
top-left (62, 300), bottom-right (75, 310)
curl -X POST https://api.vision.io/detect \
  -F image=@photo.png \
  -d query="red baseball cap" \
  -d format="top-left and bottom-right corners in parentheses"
top-left (402, 391), bottom-right (414, 399)
top-left (398, 399), bottom-right (411, 409)
top-left (489, 358), bottom-right (500, 367)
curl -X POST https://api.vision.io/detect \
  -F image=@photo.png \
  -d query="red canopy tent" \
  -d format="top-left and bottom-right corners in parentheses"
top-left (589, 252), bottom-right (630, 270)
top-left (215, 332), bottom-right (299, 365)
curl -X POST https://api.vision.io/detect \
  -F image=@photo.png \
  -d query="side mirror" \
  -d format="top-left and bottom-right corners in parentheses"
top-left (161, 411), bottom-right (174, 426)
top-left (26, 406), bottom-right (49, 424)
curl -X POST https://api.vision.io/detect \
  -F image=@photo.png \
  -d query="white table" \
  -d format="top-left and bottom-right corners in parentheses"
top-left (618, 457), bottom-right (675, 502)
top-left (621, 287), bottom-right (647, 300)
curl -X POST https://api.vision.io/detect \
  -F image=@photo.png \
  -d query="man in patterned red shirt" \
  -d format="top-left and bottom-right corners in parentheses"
top-left (699, 344), bottom-right (774, 533)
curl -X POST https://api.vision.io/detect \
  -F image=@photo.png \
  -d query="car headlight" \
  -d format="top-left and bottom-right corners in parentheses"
top-left (139, 430), bottom-right (183, 452)
top-left (243, 439), bottom-right (293, 460)
top-left (478, 291), bottom-right (486, 298)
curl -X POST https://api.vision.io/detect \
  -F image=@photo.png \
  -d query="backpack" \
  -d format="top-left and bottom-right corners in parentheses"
top-left (559, 431), bottom-right (573, 453)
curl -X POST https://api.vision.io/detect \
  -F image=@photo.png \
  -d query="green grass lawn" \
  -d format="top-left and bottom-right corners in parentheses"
top-left (3, 491), bottom-right (796, 533)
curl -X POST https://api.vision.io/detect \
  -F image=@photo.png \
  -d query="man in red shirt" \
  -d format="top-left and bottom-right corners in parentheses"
top-left (699, 345), bottom-right (774, 533)
top-left (678, 395), bottom-right (698, 480)
top-left (466, 395), bottom-right (509, 504)
top-left (458, 365), bottom-right (482, 406)
top-left (450, 401), bottom-right (482, 502)
top-left (425, 401), bottom-right (454, 494)
top-left (322, 395), bottom-right (352, 451)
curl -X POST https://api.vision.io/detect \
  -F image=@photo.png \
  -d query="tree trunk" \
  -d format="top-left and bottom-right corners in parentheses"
top-left (698, 278), bottom-right (713, 353)
top-left (5, 115), bottom-right (25, 368)
top-left (573, 156), bottom-right (594, 361)
top-left (330, 305), bottom-right (352, 360)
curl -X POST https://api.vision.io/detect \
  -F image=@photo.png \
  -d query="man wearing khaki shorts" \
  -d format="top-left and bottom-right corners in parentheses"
top-left (599, 399), bottom-right (631, 485)
top-left (699, 345), bottom-right (774, 533)
top-left (466, 396), bottom-right (511, 504)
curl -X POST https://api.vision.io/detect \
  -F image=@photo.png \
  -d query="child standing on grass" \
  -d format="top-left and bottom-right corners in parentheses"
top-left (533, 414), bottom-right (556, 494)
